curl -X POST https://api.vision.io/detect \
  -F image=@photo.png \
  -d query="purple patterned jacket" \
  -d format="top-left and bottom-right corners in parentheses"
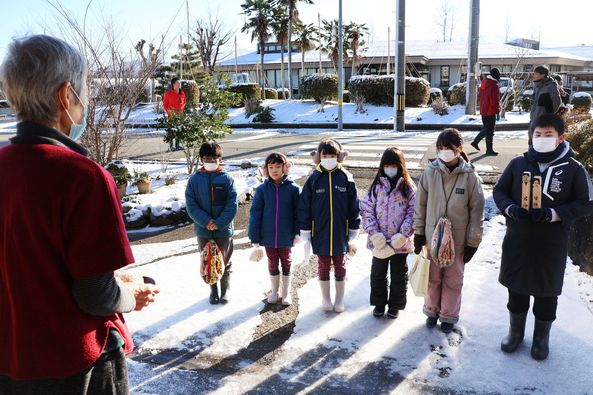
top-left (360, 176), bottom-right (416, 253)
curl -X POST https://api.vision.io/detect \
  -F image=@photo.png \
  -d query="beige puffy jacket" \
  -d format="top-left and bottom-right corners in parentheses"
top-left (414, 158), bottom-right (485, 250)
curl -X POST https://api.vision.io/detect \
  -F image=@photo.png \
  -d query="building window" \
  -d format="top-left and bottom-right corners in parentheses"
top-left (460, 65), bottom-right (467, 83)
top-left (440, 66), bottom-right (450, 86)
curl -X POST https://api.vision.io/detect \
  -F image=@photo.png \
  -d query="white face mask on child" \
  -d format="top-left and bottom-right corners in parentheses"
top-left (320, 158), bottom-right (338, 170)
top-left (532, 137), bottom-right (558, 153)
top-left (438, 149), bottom-right (457, 163)
top-left (384, 167), bottom-right (399, 178)
top-left (203, 163), bottom-right (218, 171)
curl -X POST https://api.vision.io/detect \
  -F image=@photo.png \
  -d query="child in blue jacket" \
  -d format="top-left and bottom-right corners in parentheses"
top-left (185, 142), bottom-right (238, 305)
top-left (298, 139), bottom-right (361, 313)
top-left (248, 152), bottom-right (301, 305)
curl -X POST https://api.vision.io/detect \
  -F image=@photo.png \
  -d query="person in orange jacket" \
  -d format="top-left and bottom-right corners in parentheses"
top-left (162, 77), bottom-right (186, 151)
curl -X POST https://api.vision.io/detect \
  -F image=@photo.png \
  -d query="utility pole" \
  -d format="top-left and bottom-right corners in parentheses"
top-left (466, 0), bottom-right (480, 115)
top-left (393, 0), bottom-right (405, 132)
top-left (287, 4), bottom-right (293, 99)
top-left (338, 0), bottom-right (344, 130)
top-left (179, 35), bottom-right (183, 80)
top-left (318, 13), bottom-right (323, 73)
top-left (387, 26), bottom-right (391, 75)
top-left (234, 36), bottom-right (238, 74)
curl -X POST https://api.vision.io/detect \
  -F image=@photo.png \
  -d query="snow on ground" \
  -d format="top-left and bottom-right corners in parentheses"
top-left (125, 190), bottom-right (593, 394)
top-left (226, 99), bottom-right (531, 125)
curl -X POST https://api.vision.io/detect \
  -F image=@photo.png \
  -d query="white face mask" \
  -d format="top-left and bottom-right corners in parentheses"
top-left (203, 162), bottom-right (219, 171)
top-left (384, 167), bottom-right (399, 178)
top-left (532, 137), bottom-right (558, 153)
top-left (438, 149), bottom-right (457, 163)
top-left (320, 158), bottom-right (338, 170)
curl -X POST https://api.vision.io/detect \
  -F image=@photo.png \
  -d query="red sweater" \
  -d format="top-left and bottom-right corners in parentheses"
top-left (0, 126), bottom-right (134, 379)
top-left (479, 78), bottom-right (501, 116)
top-left (163, 88), bottom-right (186, 115)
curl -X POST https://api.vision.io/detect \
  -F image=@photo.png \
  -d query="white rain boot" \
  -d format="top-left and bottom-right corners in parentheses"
top-left (267, 275), bottom-right (280, 304)
top-left (281, 275), bottom-right (292, 305)
top-left (320, 280), bottom-right (333, 311)
top-left (334, 280), bottom-right (346, 313)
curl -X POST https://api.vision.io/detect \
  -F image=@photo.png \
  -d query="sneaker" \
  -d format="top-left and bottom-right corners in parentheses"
top-left (470, 141), bottom-right (480, 151)
top-left (440, 322), bottom-right (454, 333)
top-left (386, 309), bottom-right (399, 319)
top-left (426, 316), bottom-right (438, 328)
top-left (373, 306), bottom-right (385, 318)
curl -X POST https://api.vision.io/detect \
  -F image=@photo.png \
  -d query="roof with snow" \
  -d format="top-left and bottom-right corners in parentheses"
top-left (544, 45), bottom-right (593, 60)
top-left (217, 39), bottom-right (593, 68)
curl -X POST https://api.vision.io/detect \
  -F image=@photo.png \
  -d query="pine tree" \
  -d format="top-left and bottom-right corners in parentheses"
top-left (170, 42), bottom-right (209, 85)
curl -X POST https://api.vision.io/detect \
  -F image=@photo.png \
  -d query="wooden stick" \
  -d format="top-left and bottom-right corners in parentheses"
top-left (532, 176), bottom-right (542, 209)
top-left (521, 171), bottom-right (531, 210)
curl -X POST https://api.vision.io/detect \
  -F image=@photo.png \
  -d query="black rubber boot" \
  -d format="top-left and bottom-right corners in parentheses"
top-left (220, 273), bottom-right (230, 304)
top-left (531, 319), bottom-right (553, 361)
top-left (209, 284), bottom-right (219, 305)
top-left (485, 135), bottom-right (498, 156)
top-left (501, 311), bottom-right (527, 353)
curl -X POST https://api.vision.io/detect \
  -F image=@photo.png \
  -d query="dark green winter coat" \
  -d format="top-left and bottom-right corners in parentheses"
top-left (493, 146), bottom-right (593, 296)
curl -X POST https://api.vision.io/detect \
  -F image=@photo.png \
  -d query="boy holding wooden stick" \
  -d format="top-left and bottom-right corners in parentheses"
top-left (493, 114), bottom-right (593, 360)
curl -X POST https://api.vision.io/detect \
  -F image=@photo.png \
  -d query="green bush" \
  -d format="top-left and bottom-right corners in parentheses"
top-left (448, 82), bottom-right (466, 105)
top-left (181, 80), bottom-right (200, 108)
top-left (252, 106), bottom-right (276, 123)
top-left (300, 74), bottom-right (338, 103)
top-left (277, 88), bottom-right (289, 99)
top-left (227, 83), bottom-right (262, 107)
top-left (406, 77), bottom-right (430, 107)
top-left (343, 90), bottom-right (351, 103)
top-left (429, 88), bottom-right (443, 104)
top-left (519, 94), bottom-right (532, 112)
top-left (264, 88), bottom-right (278, 100)
top-left (566, 119), bottom-right (593, 171)
top-left (571, 93), bottom-right (592, 114)
top-left (105, 161), bottom-right (131, 185)
top-left (348, 75), bottom-right (430, 107)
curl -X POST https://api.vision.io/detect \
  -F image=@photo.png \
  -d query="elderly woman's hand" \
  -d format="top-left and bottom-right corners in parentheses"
top-left (119, 274), bottom-right (160, 311)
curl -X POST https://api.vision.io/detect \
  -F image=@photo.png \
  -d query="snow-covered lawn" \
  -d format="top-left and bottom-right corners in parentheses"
top-left (124, 190), bottom-right (593, 394)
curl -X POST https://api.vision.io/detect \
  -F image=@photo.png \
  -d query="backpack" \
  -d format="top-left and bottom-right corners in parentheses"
top-left (200, 240), bottom-right (225, 284)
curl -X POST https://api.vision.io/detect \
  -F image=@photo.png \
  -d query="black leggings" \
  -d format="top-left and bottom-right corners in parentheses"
top-left (507, 290), bottom-right (558, 321)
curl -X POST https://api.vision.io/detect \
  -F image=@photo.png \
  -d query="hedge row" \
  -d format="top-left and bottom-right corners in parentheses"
top-left (347, 75), bottom-right (430, 106)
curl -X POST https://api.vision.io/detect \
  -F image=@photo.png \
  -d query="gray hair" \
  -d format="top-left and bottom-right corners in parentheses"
top-left (0, 35), bottom-right (87, 123)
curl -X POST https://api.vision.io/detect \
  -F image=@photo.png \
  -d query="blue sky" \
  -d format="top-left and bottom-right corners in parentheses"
top-left (1, 0), bottom-right (590, 61)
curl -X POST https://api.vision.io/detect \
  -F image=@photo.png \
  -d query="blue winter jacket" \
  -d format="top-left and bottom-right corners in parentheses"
top-left (248, 177), bottom-right (301, 248)
top-left (185, 167), bottom-right (238, 238)
top-left (298, 165), bottom-right (361, 256)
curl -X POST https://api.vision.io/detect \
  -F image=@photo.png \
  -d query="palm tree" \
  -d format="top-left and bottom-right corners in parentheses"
top-left (274, 0), bottom-right (314, 98)
top-left (270, 6), bottom-right (289, 98)
top-left (241, 0), bottom-right (275, 99)
top-left (345, 22), bottom-right (369, 76)
top-left (293, 22), bottom-right (318, 83)
top-left (319, 19), bottom-right (343, 72)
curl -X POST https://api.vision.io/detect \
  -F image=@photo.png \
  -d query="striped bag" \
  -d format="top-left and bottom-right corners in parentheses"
top-left (430, 217), bottom-right (455, 268)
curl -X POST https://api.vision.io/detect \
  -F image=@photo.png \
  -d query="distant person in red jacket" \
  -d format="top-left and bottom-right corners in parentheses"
top-left (471, 67), bottom-right (501, 156)
top-left (163, 77), bottom-right (186, 151)
top-left (0, 35), bottom-right (159, 394)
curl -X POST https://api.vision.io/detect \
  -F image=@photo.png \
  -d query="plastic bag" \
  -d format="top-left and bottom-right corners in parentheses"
top-left (409, 249), bottom-right (430, 297)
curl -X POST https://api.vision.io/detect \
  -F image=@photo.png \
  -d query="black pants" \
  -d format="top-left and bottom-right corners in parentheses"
top-left (0, 347), bottom-right (129, 395)
top-left (370, 254), bottom-right (408, 310)
top-left (474, 115), bottom-right (496, 149)
top-left (198, 236), bottom-right (234, 276)
top-left (507, 290), bottom-right (558, 321)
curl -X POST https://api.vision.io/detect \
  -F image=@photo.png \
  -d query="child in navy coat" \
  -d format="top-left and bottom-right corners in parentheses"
top-left (249, 153), bottom-right (301, 305)
top-left (298, 139), bottom-right (361, 313)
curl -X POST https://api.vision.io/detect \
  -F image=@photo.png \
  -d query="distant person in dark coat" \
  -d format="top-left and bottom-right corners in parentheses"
top-left (529, 66), bottom-right (562, 145)
top-left (493, 114), bottom-right (593, 361)
top-left (471, 67), bottom-right (501, 156)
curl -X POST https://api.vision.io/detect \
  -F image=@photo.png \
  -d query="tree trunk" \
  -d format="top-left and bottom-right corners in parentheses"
top-left (287, 4), bottom-right (293, 99)
top-left (260, 41), bottom-right (266, 100)
top-left (280, 44), bottom-right (285, 99)
top-left (568, 213), bottom-right (593, 275)
top-left (301, 50), bottom-right (305, 93)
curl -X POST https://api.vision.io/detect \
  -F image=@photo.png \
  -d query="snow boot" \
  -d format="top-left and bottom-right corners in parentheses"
top-left (280, 275), bottom-right (292, 306)
top-left (531, 319), bottom-right (553, 361)
top-left (333, 280), bottom-right (346, 313)
top-left (267, 275), bottom-right (280, 304)
top-left (319, 280), bottom-right (333, 311)
top-left (501, 311), bottom-right (527, 353)
top-left (209, 284), bottom-right (219, 305)
top-left (426, 316), bottom-right (438, 328)
top-left (373, 306), bottom-right (385, 318)
top-left (485, 135), bottom-right (498, 156)
top-left (220, 273), bottom-right (230, 304)
top-left (386, 308), bottom-right (399, 319)
top-left (440, 322), bottom-right (454, 333)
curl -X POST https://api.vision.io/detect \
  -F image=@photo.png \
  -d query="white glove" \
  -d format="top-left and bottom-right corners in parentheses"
top-left (249, 245), bottom-right (264, 262)
top-left (370, 233), bottom-right (386, 249)
top-left (348, 228), bottom-right (359, 242)
top-left (293, 235), bottom-right (302, 245)
top-left (303, 240), bottom-right (312, 264)
top-left (372, 245), bottom-right (395, 259)
top-left (348, 242), bottom-right (357, 256)
top-left (300, 230), bottom-right (311, 242)
top-left (390, 233), bottom-right (408, 250)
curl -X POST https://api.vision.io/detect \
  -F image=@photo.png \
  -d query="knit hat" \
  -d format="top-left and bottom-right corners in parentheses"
top-left (489, 68), bottom-right (501, 81)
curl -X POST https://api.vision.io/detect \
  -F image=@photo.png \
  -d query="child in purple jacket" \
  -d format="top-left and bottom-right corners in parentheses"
top-left (360, 147), bottom-right (416, 319)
